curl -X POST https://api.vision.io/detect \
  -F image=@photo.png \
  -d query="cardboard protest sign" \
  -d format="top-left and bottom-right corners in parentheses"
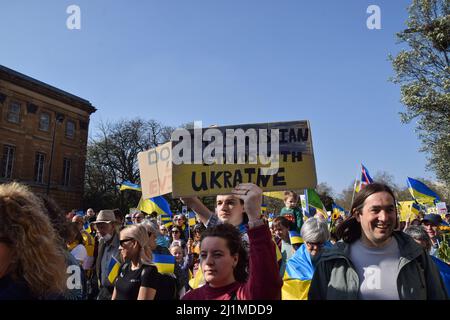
top-left (171, 120), bottom-right (317, 197)
top-left (436, 202), bottom-right (448, 215)
top-left (138, 142), bottom-right (172, 199)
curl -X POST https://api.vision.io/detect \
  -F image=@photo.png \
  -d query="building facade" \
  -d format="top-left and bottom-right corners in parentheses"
top-left (0, 65), bottom-right (96, 212)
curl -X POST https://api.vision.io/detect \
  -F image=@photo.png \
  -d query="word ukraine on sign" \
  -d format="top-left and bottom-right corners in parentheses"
top-left (138, 142), bottom-right (173, 199)
top-left (171, 120), bottom-right (317, 197)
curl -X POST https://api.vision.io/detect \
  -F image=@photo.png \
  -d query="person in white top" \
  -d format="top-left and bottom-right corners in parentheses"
top-left (66, 223), bottom-right (89, 270)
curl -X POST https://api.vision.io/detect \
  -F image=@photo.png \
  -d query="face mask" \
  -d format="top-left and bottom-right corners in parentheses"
top-left (100, 233), bottom-right (112, 242)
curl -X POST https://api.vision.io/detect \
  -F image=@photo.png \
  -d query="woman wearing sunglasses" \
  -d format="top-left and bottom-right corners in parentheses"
top-left (112, 224), bottom-right (159, 300)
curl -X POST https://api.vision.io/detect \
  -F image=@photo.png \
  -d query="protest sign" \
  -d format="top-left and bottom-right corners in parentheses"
top-left (171, 120), bottom-right (317, 197)
top-left (138, 142), bottom-right (172, 199)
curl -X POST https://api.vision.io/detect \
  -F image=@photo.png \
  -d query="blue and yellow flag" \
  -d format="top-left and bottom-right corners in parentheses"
top-left (153, 254), bottom-right (175, 274)
top-left (282, 244), bottom-right (313, 300)
top-left (107, 256), bottom-right (121, 284)
top-left (188, 211), bottom-right (196, 226)
top-left (261, 204), bottom-right (267, 214)
top-left (407, 177), bottom-right (440, 204)
top-left (289, 230), bottom-right (303, 245)
top-left (138, 196), bottom-right (172, 216)
top-left (119, 181), bottom-right (142, 192)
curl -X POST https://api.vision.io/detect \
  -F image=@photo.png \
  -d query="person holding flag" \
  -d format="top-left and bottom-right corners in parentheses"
top-left (112, 224), bottom-right (160, 300)
top-left (91, 210), bottom-right (121, 300)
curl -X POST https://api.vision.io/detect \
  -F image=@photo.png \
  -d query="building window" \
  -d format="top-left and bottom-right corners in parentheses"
top-left (39, 112), bottom-right (50, 132)
top-left (34, 152), bottom-right (45, 184)
top-left (1, 145), bottom-right (15, 179)
top-left (66, 120), bottom-right (75, 138)
top-left (7, 102), bottom-right (21, 123)
top-left (62, 158), bottom-right (71, 186)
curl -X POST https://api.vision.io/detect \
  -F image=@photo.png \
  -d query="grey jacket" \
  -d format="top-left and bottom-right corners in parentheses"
top-left (95, 232), bottom-right (121, 289)
top-left (308, 231), bottom-right (448, 300)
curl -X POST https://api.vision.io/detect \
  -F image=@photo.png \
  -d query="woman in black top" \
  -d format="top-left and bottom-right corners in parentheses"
top-left (112, 224), bottom-right (159, 300)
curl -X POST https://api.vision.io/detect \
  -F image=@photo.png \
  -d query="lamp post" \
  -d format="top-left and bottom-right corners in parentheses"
top-left (46, 113), bottom-right (64, 195)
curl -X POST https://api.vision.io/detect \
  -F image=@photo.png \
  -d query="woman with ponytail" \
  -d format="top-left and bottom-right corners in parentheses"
top-left (112, 224), bottom-right (159, 300)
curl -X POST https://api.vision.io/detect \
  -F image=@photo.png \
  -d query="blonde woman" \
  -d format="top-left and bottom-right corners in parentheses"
top-left (0, 182), bottom-right (67, 299)
top-left (112, 224), bottom-right (159, 300)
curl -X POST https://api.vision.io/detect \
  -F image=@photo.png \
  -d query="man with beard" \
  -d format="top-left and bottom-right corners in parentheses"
top-left (91, 210), bottom-right (121, 300)
top-left (309, 183), bottom-right (447, 300)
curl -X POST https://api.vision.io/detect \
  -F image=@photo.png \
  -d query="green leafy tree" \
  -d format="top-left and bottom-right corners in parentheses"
top-left (390, 0), bottom-right (450, 186)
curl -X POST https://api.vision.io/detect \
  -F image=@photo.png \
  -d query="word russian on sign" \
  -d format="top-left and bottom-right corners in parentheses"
top-left (171, 120), bottom-right (317, 197)
top-left (138, 142), bottom-right (172, 199)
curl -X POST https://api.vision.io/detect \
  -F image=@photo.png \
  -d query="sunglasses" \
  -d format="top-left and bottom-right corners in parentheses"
top-left (171, 230), bottom-right (180, 234)
top-left (119, 238), bottom-right (134, 246)
top-left (305, 242), bottom-right (324, 248)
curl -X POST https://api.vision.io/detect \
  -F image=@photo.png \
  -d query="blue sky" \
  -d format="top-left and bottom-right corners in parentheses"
top-left (0, 0), bottom-right (434, 195)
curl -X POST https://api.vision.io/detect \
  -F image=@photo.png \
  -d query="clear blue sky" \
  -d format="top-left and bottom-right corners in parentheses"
top-left (0, 0), bottom-right (435, 196)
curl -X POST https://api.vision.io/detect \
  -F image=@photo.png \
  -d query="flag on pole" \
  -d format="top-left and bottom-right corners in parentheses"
top-left (107, 256), bottom-right (121, 284)
top-left (407, 177), bottom-right (440, 204)
top-left (355, 164), bottom-right (373, 192)
top-left (304, 189), bottom-right (326, 219)
top-left (188, 211), bottom-right (196, 226)
top-left (119, 181), bottom-right (142, 192)
top-left (153, 254), bottom-right (175, 274)
top-left (138, 196), bottom-right (172, 216)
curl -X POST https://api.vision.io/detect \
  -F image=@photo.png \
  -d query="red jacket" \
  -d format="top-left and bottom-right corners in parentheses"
top-left (182, 224), bottom-right (282, 300)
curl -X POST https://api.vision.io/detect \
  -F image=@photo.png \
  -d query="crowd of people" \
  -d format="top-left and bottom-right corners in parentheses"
top-left (0, 181), bottom-right (448, 300)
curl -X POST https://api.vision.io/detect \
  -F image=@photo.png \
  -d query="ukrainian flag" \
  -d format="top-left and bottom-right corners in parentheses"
top-left (411, 202), bottom-right (421, 215)
top-left (261, 204), bottom-right (267, 214)
top-left (153, 254), bottom-right (175, 274)
top-left (282, 244), bottom-right (313, 300)
top-left (138, 196), bottom-right (172, 216)
top-left (160, 213), bottom-right (173, 228)
top-left (119, 181), bottom-right (142, 192)
top-left (107, 256), bottom-right (121, 284)
top-left (188, 211), bottom-right (196, 226)
top-left (407, 177), bottom-right (440, 204)
top-left (289, 230), bottom-right (303, 245)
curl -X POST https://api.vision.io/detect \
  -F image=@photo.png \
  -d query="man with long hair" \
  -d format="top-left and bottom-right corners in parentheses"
top-left (309, 183), bottom-right (447, 300)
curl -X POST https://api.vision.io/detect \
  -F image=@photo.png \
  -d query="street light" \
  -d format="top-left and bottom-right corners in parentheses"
top-left (46, 113), bottom-right (65, 195)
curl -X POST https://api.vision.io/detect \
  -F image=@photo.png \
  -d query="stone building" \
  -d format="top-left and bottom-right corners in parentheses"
top-left (0, 65), bottom-right (96, 211)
